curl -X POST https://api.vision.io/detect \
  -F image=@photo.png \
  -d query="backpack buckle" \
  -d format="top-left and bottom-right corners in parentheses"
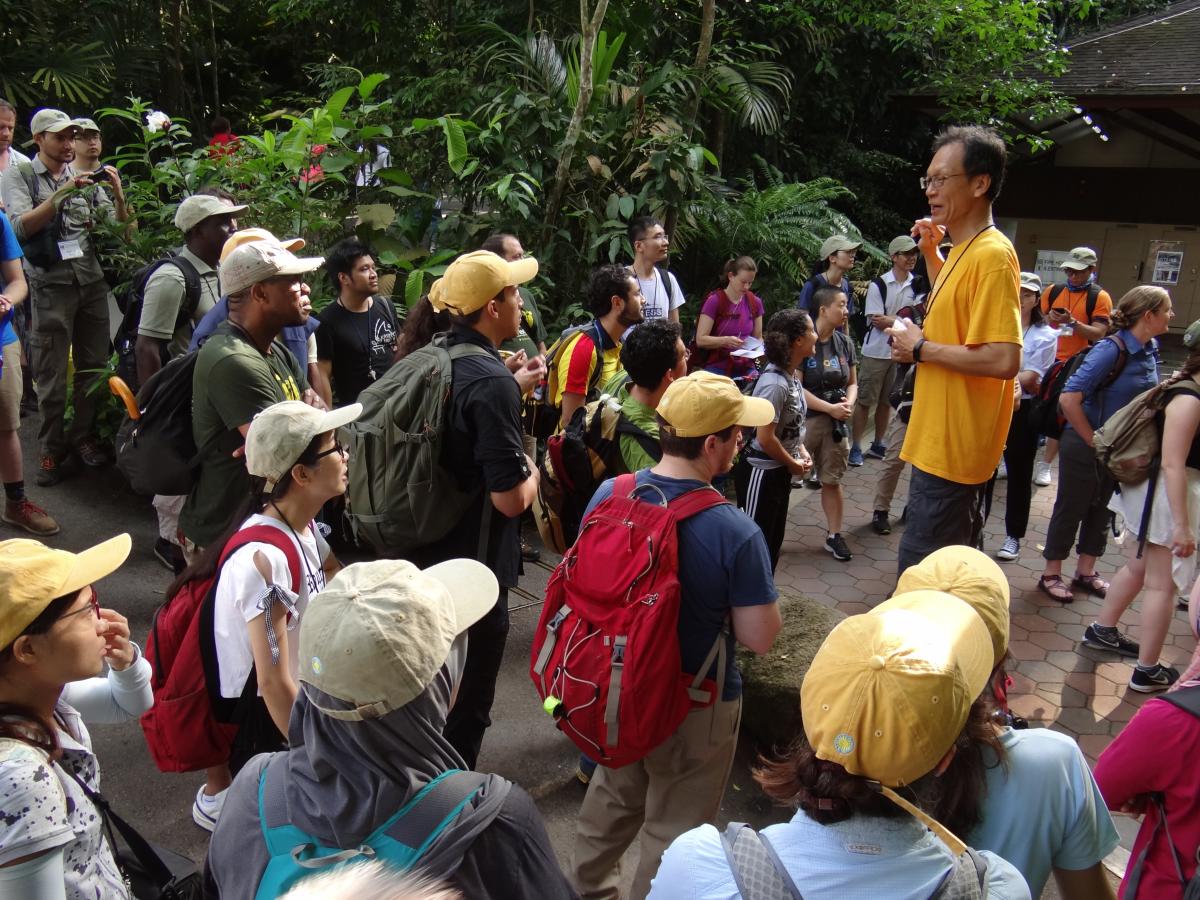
top-left (641, 592), bottom-right (660, 606)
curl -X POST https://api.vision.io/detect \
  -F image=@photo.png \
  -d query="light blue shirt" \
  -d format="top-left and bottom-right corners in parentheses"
top-left (969, 727), bottom-right (1119, 898)
top-left (1063, 328), bottom-right (1159, 429)
top-left (649, 809), bottom-right (1031, 900)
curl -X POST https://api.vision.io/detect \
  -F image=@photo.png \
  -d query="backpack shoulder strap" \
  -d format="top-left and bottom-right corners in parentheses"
top-left (871, 276), bottom-right (887, 305)
top-left (586, 321), bottom-right (607, 396)
top-left (1045, 283), bottom-right (1064, 313)
top-left (220, 524), bottom-right (304, 593)
top-left (720, 822), bottom-right (804, 900)
top-left (1099, 334), bottom-right (1129, 389)
top-left (930, 846), bottom-right (989, 899)
top-left (447, 341), bottom-right (493, 362)
top-left (15, 160), bottom-right (39, 204)
top-left (614, 413), bottom-right (661, 460)
top-left (1083, 282), bottom-right (1102, 322)
top-left (612, 472), bottom-right (638, 499)
top-left (168, 253), bottom-right (204, 321)
top-left (667, 485), bottom-right (729, 521)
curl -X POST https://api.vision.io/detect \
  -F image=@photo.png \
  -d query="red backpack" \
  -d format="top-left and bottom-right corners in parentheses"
top-left (530, 473), bottom-right (728, 768)
top-left (140, 525), bottom-right (301, 773)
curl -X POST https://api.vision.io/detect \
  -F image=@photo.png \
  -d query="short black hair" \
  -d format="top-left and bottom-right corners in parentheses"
top-left (657, 415), bottom-right (737, 460)
top-left (325, 238), bottom-right (374, 292)
top-left (480, 233), bottom-right (517, 257)
top-left (931, 125), bottom-right (1007, 202)
top-left (587, 264), bottom-right (634, 319)
top-left (195, 184), bottom-right (235, 203)
top-left (763, 309), bottom-right (811, 368)
top-left (621, 320), bottom-right (682, 390)
top-left (812, 285), bottom-right (845, 314)
top-left (628, 215), bottom-right (661, 247)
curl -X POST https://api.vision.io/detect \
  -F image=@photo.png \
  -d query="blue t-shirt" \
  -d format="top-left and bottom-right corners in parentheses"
top-left (969, 726), bottom-right (1119, 898)
top-left (796, 273), bottom-right (855, 317)
top-left (0, 211), bottom-right (23, 347)
top-left (1063, 329), bottom-right (1159, 430)
top-left (649, 810), bottom-right (1031, 900)
top-left (189, 295), bottom-right (319, 366)
top-left (584, 469), bottom-right (777, 700)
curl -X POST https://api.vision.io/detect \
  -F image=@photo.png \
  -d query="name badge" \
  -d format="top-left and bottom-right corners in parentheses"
top-left (57, 239), bottom-right (84, 260)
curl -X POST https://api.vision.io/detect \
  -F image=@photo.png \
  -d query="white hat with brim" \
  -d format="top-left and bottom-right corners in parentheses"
top-left (221, 239), bottom-right (324, 296)
top-left (245, 400), bottom-right (363, 489)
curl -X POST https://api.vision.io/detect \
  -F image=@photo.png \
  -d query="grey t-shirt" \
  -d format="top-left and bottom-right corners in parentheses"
top-left (748, 364), bottom-right (806, 469)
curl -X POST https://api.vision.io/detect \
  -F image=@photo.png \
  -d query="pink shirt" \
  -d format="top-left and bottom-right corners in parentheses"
top-left (1094, 689), bottom-right (1200, 898)
top-left (700, 289), bottom-right (763, 379)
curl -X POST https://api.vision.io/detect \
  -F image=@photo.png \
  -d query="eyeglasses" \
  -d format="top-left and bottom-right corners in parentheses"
top-left (920, 173), bottom-right (968, 191)
top-left (58, 588), bottom-right (101, 623)
top-left (314, 442), bottom-right (348, 461)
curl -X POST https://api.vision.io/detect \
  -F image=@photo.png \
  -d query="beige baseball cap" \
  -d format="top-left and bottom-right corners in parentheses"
top-left (819, 235), bottom-right (862, 260)
top-left (220, 227), bottom-right (305, 262)
top-left (1061, 247), bottom-right (1098, 270)
top-left (174, 194), bottom-right (248, 234)
top-left (0, 535), bottom-right (131, 648)
top-left (1019, 271), bottom-right (1043, 294)
top-left (245, 400), bottom-right (362, 489)
top-left (657, 371), bottom-right (774, 438)
top-left (72, 118), bottom-right (100, 134)
top-left (221, 236), bottom-right (324, 296)
top-left (299, 558), bottom-right (499, 721)
top-left (428, 250), bottom-right (538, 316)
top-left (888, 235), bottom-right (918, 255)
top-left (30, 109), bottom-right (74, 135)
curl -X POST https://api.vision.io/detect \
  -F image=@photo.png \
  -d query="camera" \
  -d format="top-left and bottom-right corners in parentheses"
top-left (820, 388), bottom-right (849, 442)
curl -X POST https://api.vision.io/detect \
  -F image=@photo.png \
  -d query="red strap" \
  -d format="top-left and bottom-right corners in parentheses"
top-left (613, 473), bottom-right (637, 499)
top-left (667, 486), bottom-right (728, 522)
top-left (216, 524), bottom-right (304, 592)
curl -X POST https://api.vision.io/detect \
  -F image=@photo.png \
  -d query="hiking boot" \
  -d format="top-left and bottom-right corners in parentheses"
top-left (74, 437), bottom-right (109, 469)
top-left (1033, 461), bottom-right (1052, 487)
top-left (153, 538), bottom-right (186, 574)
top-left (192, 784), bottom-right (227, 832)
top-left (848, 445), bottom-right (864, 467)
top-left (871, 510), bottom-right (891, 535)
top-left (2, 498), bottom-right (60, 536)
top-left (1129, 663), bottom-right (1180, 693)
top-left (996, 536), bottom-right (1020, 561)
top-left (865, 441), bottom-right (887, 460)
top-left (825, 533), bottom-right (852, 561)
top-left (1082, 623), bottom-right (1140, 658)
top-left (35, 455), bottom-right (65, 487)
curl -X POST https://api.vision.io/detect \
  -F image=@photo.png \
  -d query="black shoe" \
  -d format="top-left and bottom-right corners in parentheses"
top-left (74, 438), bottom-right (110, 469)
top-left (153, 538), bottom-right (186, 574)
top-left (1130, 663), bottom-right (1180, 693)
top-left (520, 539), bottom-right (541, 563)
top-left (1082, 623), bottom-right (1139, 658)
top-left (825, 533), bottom-right (852, 561)
top-left (871, 510), bottom-right (891, 535)
top-left (804, 476), bottom-right (821, 490)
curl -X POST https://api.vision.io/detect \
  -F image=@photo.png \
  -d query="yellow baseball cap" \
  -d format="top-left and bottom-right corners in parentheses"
top-left (219, 227), bottom-right (306, 263)
top-left (656, 371), bottom-right (774, 438)
top-left (0, 535), bottom-right (132, 648)
top-left (802, 591), bottom-right (993, 789)
top-left (893, 545), bottom-right (1010, 668)
top-left (428, 250), bottom-right (538, 316)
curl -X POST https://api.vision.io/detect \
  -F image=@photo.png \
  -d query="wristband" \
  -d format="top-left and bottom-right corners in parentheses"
top-left (912, 338), bottom-right (927, 363)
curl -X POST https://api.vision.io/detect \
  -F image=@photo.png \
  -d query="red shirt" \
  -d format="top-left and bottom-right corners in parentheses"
top-left (1094, 690), bottom-right (1200, 898)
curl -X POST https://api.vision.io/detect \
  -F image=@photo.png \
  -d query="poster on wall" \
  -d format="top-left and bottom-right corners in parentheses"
top-left (1146, 240), bottom-right (1184, 285)
top-left (1034, 250), bottom-right (1070, 286)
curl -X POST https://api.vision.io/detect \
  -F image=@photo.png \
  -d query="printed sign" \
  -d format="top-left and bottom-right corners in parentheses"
top-left (1034, 250), bottom-right (1070, 286)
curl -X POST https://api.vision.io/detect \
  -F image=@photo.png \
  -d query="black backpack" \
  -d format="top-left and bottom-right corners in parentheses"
top-left (1043, 282), bottom-right (1103, 324)
top-left (1120, 685), bottom-right (1200, 899)
top-left (113, 253), bottom-right (203, 391)
top-left (1028, 335), bottom-right (1128, 439)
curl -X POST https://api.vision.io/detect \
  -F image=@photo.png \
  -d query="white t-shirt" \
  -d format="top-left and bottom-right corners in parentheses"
top-left (213, 514), bottom-right (329, 698)
top-left (632, 267), bottom-right (685, 322)
top-left (1019, 322), bottom-right (1059, 399)
top-left (862, 270), bottom-right (918, 360)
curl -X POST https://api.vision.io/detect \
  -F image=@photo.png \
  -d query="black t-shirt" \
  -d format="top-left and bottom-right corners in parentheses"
top-left (409, 325), bottom-right (529, 588)
top-left (800, 330), bottom-right (856, 418)
top-left (314, 296), bottom-right (400, 405)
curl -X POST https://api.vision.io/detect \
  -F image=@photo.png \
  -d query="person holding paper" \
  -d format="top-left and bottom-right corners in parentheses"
top-left (694, 256), bottom-right (763, 383)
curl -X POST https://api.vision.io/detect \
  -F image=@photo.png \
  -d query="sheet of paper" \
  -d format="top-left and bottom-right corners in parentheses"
top-left (730, 336), bottom-right (764, 359)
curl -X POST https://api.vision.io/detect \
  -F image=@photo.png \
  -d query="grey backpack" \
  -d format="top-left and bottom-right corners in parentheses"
top-left (343, 333), bottom-right (492, 556)
top-left (721, 821), bottom-right (989, 899)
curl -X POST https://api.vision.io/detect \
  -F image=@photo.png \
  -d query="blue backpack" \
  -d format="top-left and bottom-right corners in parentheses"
top-left (253, 756), bottom-right (499, 898)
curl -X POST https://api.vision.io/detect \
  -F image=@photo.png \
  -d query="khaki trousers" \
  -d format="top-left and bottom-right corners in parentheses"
top-left (571, 697), bottom-right (742, 900)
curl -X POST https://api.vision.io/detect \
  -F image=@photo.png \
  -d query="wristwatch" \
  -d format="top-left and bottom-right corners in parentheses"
top-left (912, 338), bottom-right (927, 363)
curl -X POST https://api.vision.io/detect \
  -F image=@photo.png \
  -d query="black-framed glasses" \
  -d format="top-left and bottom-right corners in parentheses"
top-left (314, 442), bottom-right (348, 461)
top-left (920, 173), bottom-right (968, 191)
top-left (59, 587), bottom-right (100, 623)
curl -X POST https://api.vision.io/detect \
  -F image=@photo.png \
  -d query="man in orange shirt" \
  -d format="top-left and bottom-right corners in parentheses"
top-left (1034, 246), bottom-right (1113, 486)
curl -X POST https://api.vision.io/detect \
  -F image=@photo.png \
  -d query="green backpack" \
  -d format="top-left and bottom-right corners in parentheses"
top-left (343, 333), bottom-right (492, 556)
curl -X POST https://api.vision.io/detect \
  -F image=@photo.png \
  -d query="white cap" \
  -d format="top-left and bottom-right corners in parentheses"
top-left (174, 195), bottom-right (248, 233)
top-left (222, 238), bottom-right (324, 296)
top-left (245, 400), bottom-right (362, 489)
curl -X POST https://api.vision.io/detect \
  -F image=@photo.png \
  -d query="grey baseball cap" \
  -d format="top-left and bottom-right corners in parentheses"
top-left (30, 109), bottom-right (74, 135)
top-left (1061, 247), bottom-right (1098, 271)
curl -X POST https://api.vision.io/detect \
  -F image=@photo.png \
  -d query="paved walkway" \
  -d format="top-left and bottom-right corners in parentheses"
top-left (773, 439), bottom-right (1198, 769)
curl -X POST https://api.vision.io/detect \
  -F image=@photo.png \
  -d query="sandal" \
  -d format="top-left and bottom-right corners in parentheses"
top-left (1038, 574), bottom-right (1075, 603)
top-left (1072, 572), bottom-right (1109, 598)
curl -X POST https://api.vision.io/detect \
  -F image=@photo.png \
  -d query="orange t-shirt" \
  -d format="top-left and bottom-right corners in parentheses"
top-left (1040, 283), bottom-right (1113, 361)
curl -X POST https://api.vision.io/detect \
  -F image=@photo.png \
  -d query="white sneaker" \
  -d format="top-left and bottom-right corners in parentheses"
top-left (1033, 461), bottom-right (1052, 487)
top-left (192, 784), bottom-right (227, 832)
top-left (996, 460), bottom-right (1008, 480)
top-left (996, 536), bottom-right (1020, 561)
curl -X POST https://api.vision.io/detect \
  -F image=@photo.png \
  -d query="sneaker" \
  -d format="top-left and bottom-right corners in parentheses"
top-left (790, 477), bottom-right (805, 489)
top-left (1033, 461), bottom-right (1052, 487)
top-left (153, 538), bottom-right (186, 574)
top-left (35, 455), bottom-right (64, 487)
top-left (1082, 623), bottom-right (1140, 658)
top-left (192, 784), bottom-right (227, 832)
top-left (74, 438), bottom-right (109, 469)
top-left (2, 498), bottom-right (60, 536)
top-left (1179, 595), bottom-right (1191, 611)
top-left (825, 533), bottom-right (852, 561)
top-left (996, 536), bottom-right (1020, 561)
top-left (871, 510), bottom-right (891, 535)
top-left (804, 475), bottom-right (821, 490)
top-left (575, 755), bottom-right (598, 785)
top-left (848, 446), bottom-right (864, 467)
top-left (866, 441), bottom-right (887, 460)
top-left (996, 459), bottom-right (1008, 480)
top-left (1129, 663), bottom-right (1180, 693)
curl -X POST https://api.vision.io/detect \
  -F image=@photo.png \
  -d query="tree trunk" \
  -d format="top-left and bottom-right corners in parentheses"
top-left (542, 0), bottom-right (609, 238)
top-left (667, 0), bottom-right (716, 237)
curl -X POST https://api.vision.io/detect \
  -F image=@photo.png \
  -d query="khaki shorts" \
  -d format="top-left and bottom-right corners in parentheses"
top-left (0, 342), bottom-right (21, 431)
top-left (804, 414), bottom-right (849, 485)
top-left (856, 356), bottom-right (897, 410)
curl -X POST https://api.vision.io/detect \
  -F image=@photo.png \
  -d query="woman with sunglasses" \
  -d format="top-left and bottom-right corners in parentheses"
top-left (177, 399), bottom-right (360, 833)
top-left (0, 533), bottom-right (150, 898)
